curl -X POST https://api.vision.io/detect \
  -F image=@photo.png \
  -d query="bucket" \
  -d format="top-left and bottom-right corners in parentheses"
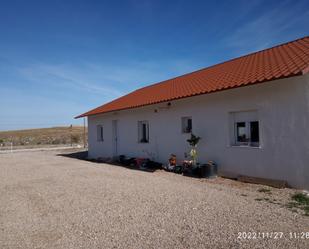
top-left (206, 161), bottom-right (217, 178)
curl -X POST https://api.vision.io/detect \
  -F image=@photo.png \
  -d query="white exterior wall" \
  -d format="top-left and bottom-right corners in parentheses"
top-left (87, 75), bottom-right (309, 189)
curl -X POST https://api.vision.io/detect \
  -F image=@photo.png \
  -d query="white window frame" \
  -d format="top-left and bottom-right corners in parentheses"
top-left (97, 125), bottom-right (104, 142)
top-left (181, 116), bottom-right (192, 133)
top-left (234, 121), bottom-right (259, 147)
top-left (230, 111), bottom-right (260, 147)
top-left (138, 121), bottom-right (149, 143)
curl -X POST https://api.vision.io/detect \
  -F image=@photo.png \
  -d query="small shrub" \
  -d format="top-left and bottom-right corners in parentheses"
top-left (71, 134), bottom-right (80, 144)
top-left (291, 193), bottom-right (309, 205)
top-left (286, 201), bottom-right (300, 208)
top-left (52, 139), bottom-right (61, 145)
top-left (286, 193), bottom-right (309, 216)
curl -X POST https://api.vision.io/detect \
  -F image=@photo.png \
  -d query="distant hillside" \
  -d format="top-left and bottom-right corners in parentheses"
top-left (0, 126), bottom-right (87, 147)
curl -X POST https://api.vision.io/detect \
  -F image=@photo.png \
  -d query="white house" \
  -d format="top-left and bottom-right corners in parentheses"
top-left (76, 36), bottom-right (309, 189)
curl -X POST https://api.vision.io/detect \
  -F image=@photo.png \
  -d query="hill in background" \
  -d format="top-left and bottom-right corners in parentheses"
top-left (0, 126), bottom-right (87, 148)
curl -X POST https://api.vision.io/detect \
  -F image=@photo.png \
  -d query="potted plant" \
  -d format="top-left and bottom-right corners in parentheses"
top-left (186, 133), bottom-right (201, 167)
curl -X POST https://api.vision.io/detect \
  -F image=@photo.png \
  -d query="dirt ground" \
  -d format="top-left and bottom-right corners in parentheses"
top-left (0, 149), bottom-right (308, 249)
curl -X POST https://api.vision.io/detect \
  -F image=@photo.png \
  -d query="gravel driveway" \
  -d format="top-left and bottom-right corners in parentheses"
top-left (0, 149), bottom-right (308, 249)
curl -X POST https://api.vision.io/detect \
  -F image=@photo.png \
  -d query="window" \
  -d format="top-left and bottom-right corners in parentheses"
top-left (250, 121), bottom-right (259, 143)
top-left (236, 122), bottom-right (247, 142)
top-left (230, 111), bottom-right (260, 147)
top-left (138, 121), bottom-right (149, 143)
top-left (97, 125), bottom-right (103, 141)
top-left (181, 117), bottom-right (192, 133)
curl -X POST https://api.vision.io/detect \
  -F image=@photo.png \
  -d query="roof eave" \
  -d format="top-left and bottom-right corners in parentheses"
top-left (75, 72), bottom-right (305, 119)
top-left (302, 64), bottom-right (309, 75)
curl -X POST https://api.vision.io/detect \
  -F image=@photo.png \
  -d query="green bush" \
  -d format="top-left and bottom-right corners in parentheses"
top-left (292, 193), bottom-right (309, 205)
top-left (288, 193), bottom-right (309, 216)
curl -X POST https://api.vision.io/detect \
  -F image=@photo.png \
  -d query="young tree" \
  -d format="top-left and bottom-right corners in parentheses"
top-left (186, 133), bottom-right (201, 166)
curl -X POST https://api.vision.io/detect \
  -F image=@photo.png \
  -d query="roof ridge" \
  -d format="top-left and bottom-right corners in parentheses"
top-left (133, 35), bottom-right (309, 92)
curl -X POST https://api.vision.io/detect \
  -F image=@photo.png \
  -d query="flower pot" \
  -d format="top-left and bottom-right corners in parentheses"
top-left (205, 162), bottom-right (217, 178)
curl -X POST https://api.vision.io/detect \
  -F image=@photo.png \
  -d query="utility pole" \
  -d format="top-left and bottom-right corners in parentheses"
top-left (83, 118), bottom-right (86, 148)
top-left (70, 124), bottom-right (72, 147)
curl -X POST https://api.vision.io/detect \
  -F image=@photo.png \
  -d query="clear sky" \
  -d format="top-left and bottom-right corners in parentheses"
top-left (0, 0), bottom-right (308, 131)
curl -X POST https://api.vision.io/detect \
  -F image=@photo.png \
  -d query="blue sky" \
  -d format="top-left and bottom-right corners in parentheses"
top-left (0, 0), bottom-right (308, 130)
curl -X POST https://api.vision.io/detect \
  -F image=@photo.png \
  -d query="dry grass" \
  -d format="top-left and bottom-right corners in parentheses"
top-left (0, 126), bottom-right (87, 148)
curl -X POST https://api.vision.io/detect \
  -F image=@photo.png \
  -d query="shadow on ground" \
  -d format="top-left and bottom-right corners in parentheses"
top-left (58, 150), bottom-right (88, 160)
top-left (57, 151), bottom-right (158, 173)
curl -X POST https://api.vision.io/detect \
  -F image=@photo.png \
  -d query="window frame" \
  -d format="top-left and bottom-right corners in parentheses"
top-left (138, 120), bottom-right (149, 143)
top-left (230, 111), bottom-right (260, 148)
top-left (234, 121), bottom-right (260, 147)
top-left (181, 116), bottom-right (192, 133)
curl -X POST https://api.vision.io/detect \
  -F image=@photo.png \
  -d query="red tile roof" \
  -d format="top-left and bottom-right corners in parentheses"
top-left (76, 36), bottom-right (309, 118)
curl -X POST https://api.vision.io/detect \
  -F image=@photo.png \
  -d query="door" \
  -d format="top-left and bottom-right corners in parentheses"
top-left (112, 120), bottom-right (118, 157)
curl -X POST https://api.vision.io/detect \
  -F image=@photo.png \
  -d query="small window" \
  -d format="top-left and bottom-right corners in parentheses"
top-left (181, 117), bottom-right (192, 133)
top-left (138, 121), bottom-right (149, 143)
top-left (234, 121), bottom-right (259, 146)
top-left (236, 122), bottom-right (247, 143)
top-left (97, 125), bottom-right (103, 141)
top-left (230, 111), bottom-right (260, 147)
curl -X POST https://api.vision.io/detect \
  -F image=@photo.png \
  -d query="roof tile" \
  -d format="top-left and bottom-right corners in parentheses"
top-left (76, 36), bottom-right (309, 118)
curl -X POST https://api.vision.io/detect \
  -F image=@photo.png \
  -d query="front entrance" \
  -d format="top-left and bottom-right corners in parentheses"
top-left (112, 120), bottom-right (118, 157)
